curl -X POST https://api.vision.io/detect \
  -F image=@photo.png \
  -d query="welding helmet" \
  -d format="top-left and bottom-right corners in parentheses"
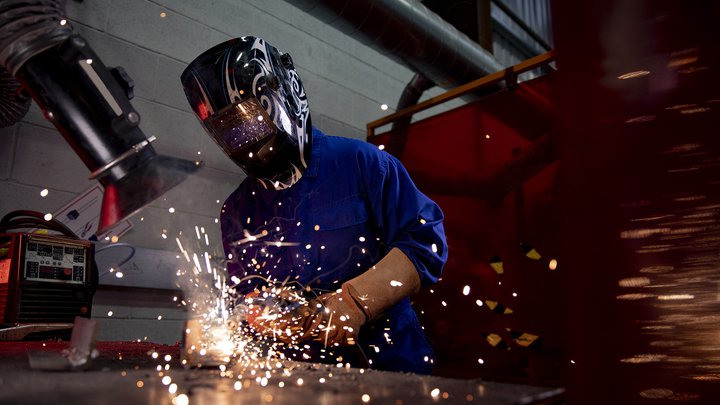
top-left (181, 36), bottom-right (311, 189)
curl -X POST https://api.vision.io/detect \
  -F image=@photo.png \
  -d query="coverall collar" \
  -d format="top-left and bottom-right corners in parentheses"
top-left (303, 127), bottom-right (325, 179)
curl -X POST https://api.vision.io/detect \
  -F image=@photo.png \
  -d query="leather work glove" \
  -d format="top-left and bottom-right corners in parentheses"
top-left (298, 284), bottom-right (368, 346)
top-left (297, 248), bottom-right (422, 347)
top-left (244, 289), bottom-right (307, 342)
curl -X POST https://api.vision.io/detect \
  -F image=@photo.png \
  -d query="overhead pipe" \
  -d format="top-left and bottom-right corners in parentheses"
top-left (283, 0), bottom-right (504, 89)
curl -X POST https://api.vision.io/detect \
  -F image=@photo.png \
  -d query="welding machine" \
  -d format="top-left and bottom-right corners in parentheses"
top-left (0, 212), bottom-right (98, 339)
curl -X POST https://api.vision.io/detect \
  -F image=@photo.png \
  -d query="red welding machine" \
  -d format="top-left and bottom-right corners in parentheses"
top-left (0, 232), bottom-right (97, 335)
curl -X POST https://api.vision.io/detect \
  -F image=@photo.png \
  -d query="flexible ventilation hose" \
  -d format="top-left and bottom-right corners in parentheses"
top-left (0, 0), bottom-right (71, 126)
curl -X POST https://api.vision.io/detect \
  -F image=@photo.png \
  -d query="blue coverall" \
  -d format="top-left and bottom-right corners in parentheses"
top-left (221, 127), bottom-right (447, 374)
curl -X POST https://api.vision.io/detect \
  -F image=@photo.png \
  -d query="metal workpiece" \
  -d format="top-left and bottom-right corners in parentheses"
top-left (0, 341), bottom-right (562, 404)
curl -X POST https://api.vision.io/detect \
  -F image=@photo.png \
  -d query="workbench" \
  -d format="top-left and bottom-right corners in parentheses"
top-left (0, 341), bottom-right (564, 404)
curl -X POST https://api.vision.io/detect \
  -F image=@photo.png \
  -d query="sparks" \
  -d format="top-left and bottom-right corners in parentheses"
top-left (618, 70), bottom-right (650, 80)
top-left (170, 226), bottom-right (345, 400)
top-left (175, 394), bottom-right (189, 405)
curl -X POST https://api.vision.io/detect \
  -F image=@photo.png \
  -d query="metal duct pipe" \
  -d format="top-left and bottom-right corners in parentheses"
top-left (284, 0), bottom-right (504, 88)
top-left (387, 72), bottom-right (433, 157)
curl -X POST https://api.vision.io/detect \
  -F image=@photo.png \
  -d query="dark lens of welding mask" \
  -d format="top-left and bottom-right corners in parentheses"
top-left (204, 97), bottom-right (297, 182)
top-left (205, 96), bottom-right (276, 152)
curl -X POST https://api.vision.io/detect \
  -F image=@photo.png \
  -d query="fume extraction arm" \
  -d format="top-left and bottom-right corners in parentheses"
top-left (0, 0), bottom-right (199, 234)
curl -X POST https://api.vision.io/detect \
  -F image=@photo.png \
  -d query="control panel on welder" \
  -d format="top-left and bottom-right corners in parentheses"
top-left (23, 240), bottom-right (87, 284)
top-left (0, 214), bottom-right (98, 328)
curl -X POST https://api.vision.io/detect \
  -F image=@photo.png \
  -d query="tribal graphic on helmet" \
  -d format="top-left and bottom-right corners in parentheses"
top-left (181, 36), bottom-right (311, 189)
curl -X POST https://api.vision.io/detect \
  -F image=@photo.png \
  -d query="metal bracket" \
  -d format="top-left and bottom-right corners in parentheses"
top-left (88, 135), bottom-right (156, 180)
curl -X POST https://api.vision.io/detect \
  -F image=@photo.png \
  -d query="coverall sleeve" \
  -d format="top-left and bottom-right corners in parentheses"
top-left (367, 151), bottom-right (448, 286)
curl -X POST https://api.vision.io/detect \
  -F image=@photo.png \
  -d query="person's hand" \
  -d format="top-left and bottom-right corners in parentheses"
top-left (297, 286), bottom-right (368, 347)
top-left (243, 289), bottom-right (306, 342)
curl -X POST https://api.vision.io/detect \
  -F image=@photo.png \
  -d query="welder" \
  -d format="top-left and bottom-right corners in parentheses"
top-left (181, 36), bottom-right (447, 374)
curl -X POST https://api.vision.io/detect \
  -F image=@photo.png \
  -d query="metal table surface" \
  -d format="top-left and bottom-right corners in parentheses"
top-left (0, 341), bottom-right (564, 405)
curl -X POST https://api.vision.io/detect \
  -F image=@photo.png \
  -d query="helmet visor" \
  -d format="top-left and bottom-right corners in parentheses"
top-left (204, 96), bottom-right (277, 154)
top-left (204, 96), bottom-right (299, 183)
